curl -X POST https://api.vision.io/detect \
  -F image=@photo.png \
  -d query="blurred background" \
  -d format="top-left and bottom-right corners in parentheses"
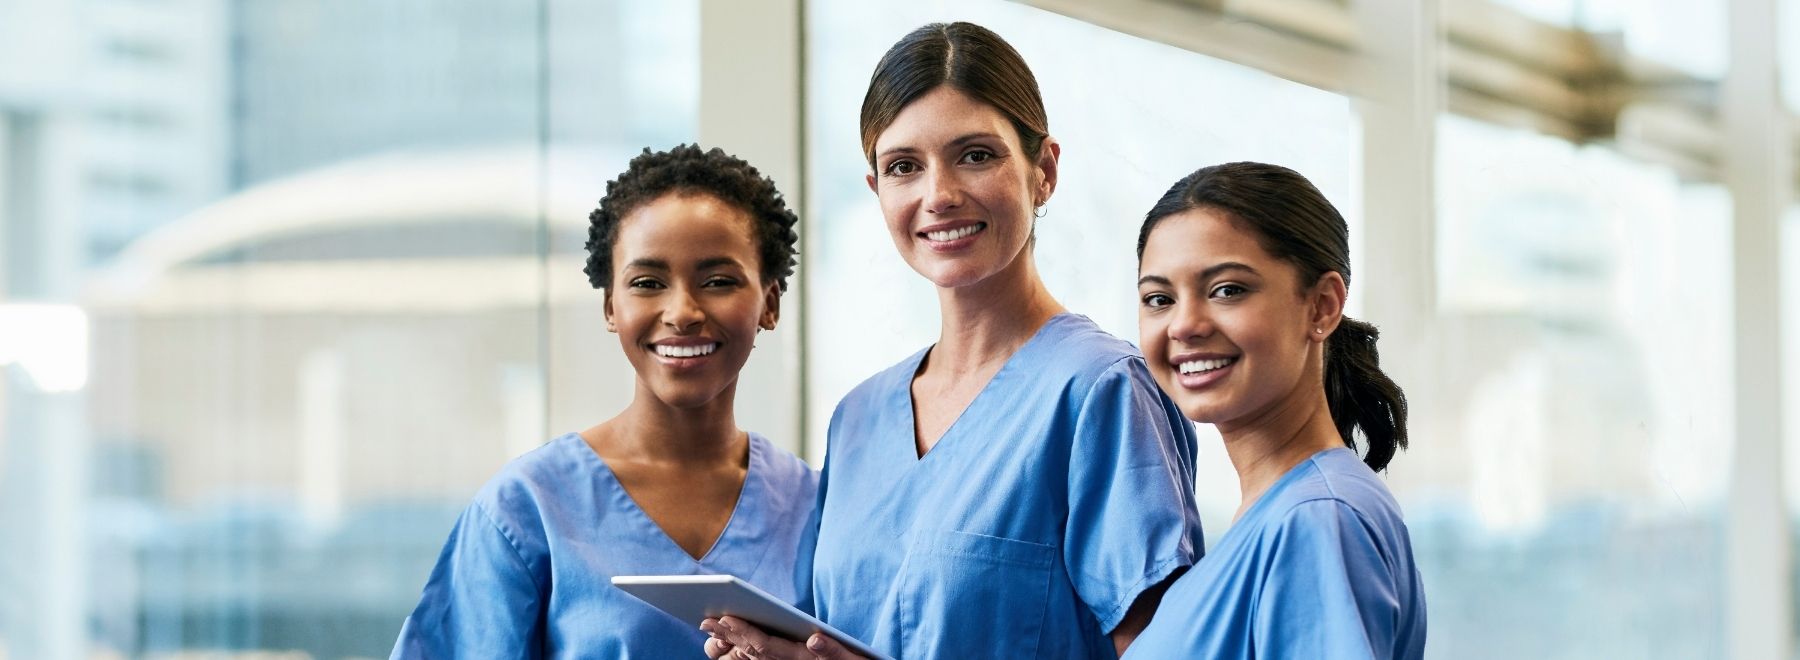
top-left (0, 0), bottom-right (1794, 657)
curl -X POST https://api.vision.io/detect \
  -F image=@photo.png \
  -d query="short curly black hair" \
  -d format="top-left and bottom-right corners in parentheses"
top-left (584, 144), bottom-right (800, 292)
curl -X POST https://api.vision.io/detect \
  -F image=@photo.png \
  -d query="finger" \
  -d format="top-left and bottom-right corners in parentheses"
top-left (719, 616), bottom-right (772, 645)
top-left (704, 636), bottom-right (735, 659)
top-left (718, 616), bottom-right (818, 659)
top-left (805, 633), bottom-right (865, 659)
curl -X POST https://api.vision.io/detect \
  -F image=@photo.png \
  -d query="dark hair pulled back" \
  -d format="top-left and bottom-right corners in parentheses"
top-left (1136, 162), bottom-right (1409, 471)
top-left (859, 22), bottom-right (1049, 169)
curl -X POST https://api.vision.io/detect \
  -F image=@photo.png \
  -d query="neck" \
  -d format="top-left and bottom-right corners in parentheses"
top-left (603, 380), bottom-right (747, 466)
top-left (1216, 361), bottom-right (1344, 521)
top-left (931, 249), bottom-right (1064, 376)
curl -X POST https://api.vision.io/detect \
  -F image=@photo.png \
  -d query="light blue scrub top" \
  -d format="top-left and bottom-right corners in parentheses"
top-left (391, 432), bottom-right (819, 659)
top-left (812, 313), bottom-right (1205, 658)
top-left (1124, 447), bottom-right (1426, 659)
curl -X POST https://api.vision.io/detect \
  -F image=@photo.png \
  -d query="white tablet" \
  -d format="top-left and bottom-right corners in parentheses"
top-left (611, 574), bottom-right (891, 660)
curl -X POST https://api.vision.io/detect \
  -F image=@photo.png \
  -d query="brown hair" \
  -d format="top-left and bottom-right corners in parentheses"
top-left (859, 22), bottom-right (1048, 169)
top-left (1137, 162), bottom-right (1409, 472)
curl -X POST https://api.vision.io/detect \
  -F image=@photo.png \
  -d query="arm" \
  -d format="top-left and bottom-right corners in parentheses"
top-left (1110, 572), bottom-right (1178, 656)
top-left (391, 504), bottom-right (546, 660)
top-left (1066, 358), bottom-right (1205, 639)
top-left (1254, 500), bottom-right (1402, 660)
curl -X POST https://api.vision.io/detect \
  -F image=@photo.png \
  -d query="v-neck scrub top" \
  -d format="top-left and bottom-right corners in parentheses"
top-left (1123, 447), bottom-right (1426, 659)
top-left (391, 432), bottom-right (819, 659)
top-left (812, 313), bottom-right (1205, 658)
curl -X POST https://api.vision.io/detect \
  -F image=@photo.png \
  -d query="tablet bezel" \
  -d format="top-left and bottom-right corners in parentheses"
top-left (611, 574), bottom-right (889, 659)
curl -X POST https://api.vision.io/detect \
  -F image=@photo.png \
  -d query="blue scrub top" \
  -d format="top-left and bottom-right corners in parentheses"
top-left (1124, 447), bottom-right (1426, 659)
top-left (391, 432), bottom-right (819, 659)
top-left (812, 313), bottom-right (1205, 658)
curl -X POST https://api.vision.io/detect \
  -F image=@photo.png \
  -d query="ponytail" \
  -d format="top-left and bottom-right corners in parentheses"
top-left (1324, 316), bottom-right (1408, 472)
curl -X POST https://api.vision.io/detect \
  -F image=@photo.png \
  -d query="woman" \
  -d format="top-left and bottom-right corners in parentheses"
top-left (1125, 162), bottom-right (1426, 658)
top-left (391, 145), bottom-right (819, 658)
top-left (705, 22), bottom-right (1203, 659)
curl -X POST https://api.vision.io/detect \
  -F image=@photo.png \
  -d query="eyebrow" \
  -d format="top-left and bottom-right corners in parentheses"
top-left (1136, 262), bottom-right (1259, 287)
top-left (695, 256), bottom-right (745, 271)
top-left (875, 132), bottom-right (1005, 160)
top-left (625, 256), bottom-right (744, 272)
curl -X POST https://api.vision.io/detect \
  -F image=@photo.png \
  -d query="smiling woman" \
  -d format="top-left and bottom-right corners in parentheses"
top-left (389, 145), bottom-right (818, 659)
top-left (1126, 162), bottom-right (1424, 659)
top-left (703, 22), bottom-right (1204, 660)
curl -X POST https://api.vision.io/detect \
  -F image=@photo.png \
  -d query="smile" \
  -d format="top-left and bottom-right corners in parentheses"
top-left (1178, 357), bottom-right (1237, 375)
top-left (654, 343), bottom-right (719, 358)
top-left (921, 222), bottom-right (986, 242)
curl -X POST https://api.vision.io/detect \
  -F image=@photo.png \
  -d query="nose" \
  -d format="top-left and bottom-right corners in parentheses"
top-left (1166, 299), bottom-right (1214, 344)
top-left (924, 165), bottom-right (963, 214)
top-left (662, 286), bottom-right (704, 332)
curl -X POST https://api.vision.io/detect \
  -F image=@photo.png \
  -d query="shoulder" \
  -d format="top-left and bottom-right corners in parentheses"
top-left (1293, 449), bottom-right (1408, 528)
top-left (834, 346), bottom-right (927, 411)
top-left (1033, 314), bottom-right (1157, 397)
top-left (466, 434), bottom-right (594, 545)
top-left (1041, 314), bottom-right (1143, 372)
top-left (750, 432), bottom-right (821, 496)
top-left (1258, 450), bottom-right (1412, 558)
top-left (827, 346), bottom-right (929, 435)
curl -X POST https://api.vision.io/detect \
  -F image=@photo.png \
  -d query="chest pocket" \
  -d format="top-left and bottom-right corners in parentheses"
top-left (899, 530), bottom-right (1056, 658)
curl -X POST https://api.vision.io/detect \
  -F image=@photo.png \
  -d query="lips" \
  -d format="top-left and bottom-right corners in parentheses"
top-left (917, 221), bottom-right (987, 251)
top-left (1178, 356), bottom-right (1236, 375)
top-left (654, 343), bottom-right (718, 358)
top-left (648, 339), bottom-right (722, 370)
top-left (1169, 354), bottom-right (1238, 390)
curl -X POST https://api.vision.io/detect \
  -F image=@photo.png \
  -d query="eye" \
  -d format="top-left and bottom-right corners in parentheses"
top-left (703, 276), bottom-right (741, 288)
top-left (1141, 292), bottom-right (1174, 309)
top-left (883, 159), bottom-right (919, 177)
top-left (960, 148), bottom-right (995, 165)
top-left (1210, 284), bottom-right (1248, 300)
top-left (628, 277), bottom-right (664, 290)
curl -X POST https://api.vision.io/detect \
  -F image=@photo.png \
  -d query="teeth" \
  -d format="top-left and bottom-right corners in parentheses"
top-left (1178, 357), bottom-right (1236, 375)
top-left (656, 343), bottom-right (718, 358)
top-left (925, 224), bottom-right (984, 242)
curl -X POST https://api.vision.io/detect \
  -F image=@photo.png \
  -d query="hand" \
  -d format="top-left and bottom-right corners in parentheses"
top-left (700, 616), bottom-right (868, 660)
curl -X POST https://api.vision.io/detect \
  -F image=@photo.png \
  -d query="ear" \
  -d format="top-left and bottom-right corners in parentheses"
top-left (603, 288), bottom-right (618, 333)
top-left (1033, 137), bottom-right (1062, 206)
top-left (865, 171), bottom-right (879, 195)
top-left (1308, 271), bottom-right (1347, 342)
top-left (759, 280), bottom-right (782, 331)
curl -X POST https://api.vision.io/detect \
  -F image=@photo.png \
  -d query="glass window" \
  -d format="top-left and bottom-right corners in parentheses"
top-left (1575, 0), bottom-right (1727, 79)
top-left (1786, 204), bottom-right (1800, 641)
top-left (1487, 0), bottom-right (1579, 27)
top-left (0, 1), bottom-right (697, 657)
top-left (1785, 0), bottom-right (1800, 112)
top-left (1418, 114), bottom-right (1730, 658)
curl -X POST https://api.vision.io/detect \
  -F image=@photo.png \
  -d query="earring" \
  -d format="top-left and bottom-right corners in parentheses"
top-left (1315, 328), bottom-right (1324, 334)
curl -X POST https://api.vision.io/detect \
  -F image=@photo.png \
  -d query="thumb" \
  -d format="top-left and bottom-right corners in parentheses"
top-left (805, 633), bottom-right (864, 659)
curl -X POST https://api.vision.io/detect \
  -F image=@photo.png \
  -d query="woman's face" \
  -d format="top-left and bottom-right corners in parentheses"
top-left (606, 192), bottom-right (779, 410)
top-left (1136, 208), bottom-right (1339, 429)
top-left (866, 86), bottom-right (1056, 289)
